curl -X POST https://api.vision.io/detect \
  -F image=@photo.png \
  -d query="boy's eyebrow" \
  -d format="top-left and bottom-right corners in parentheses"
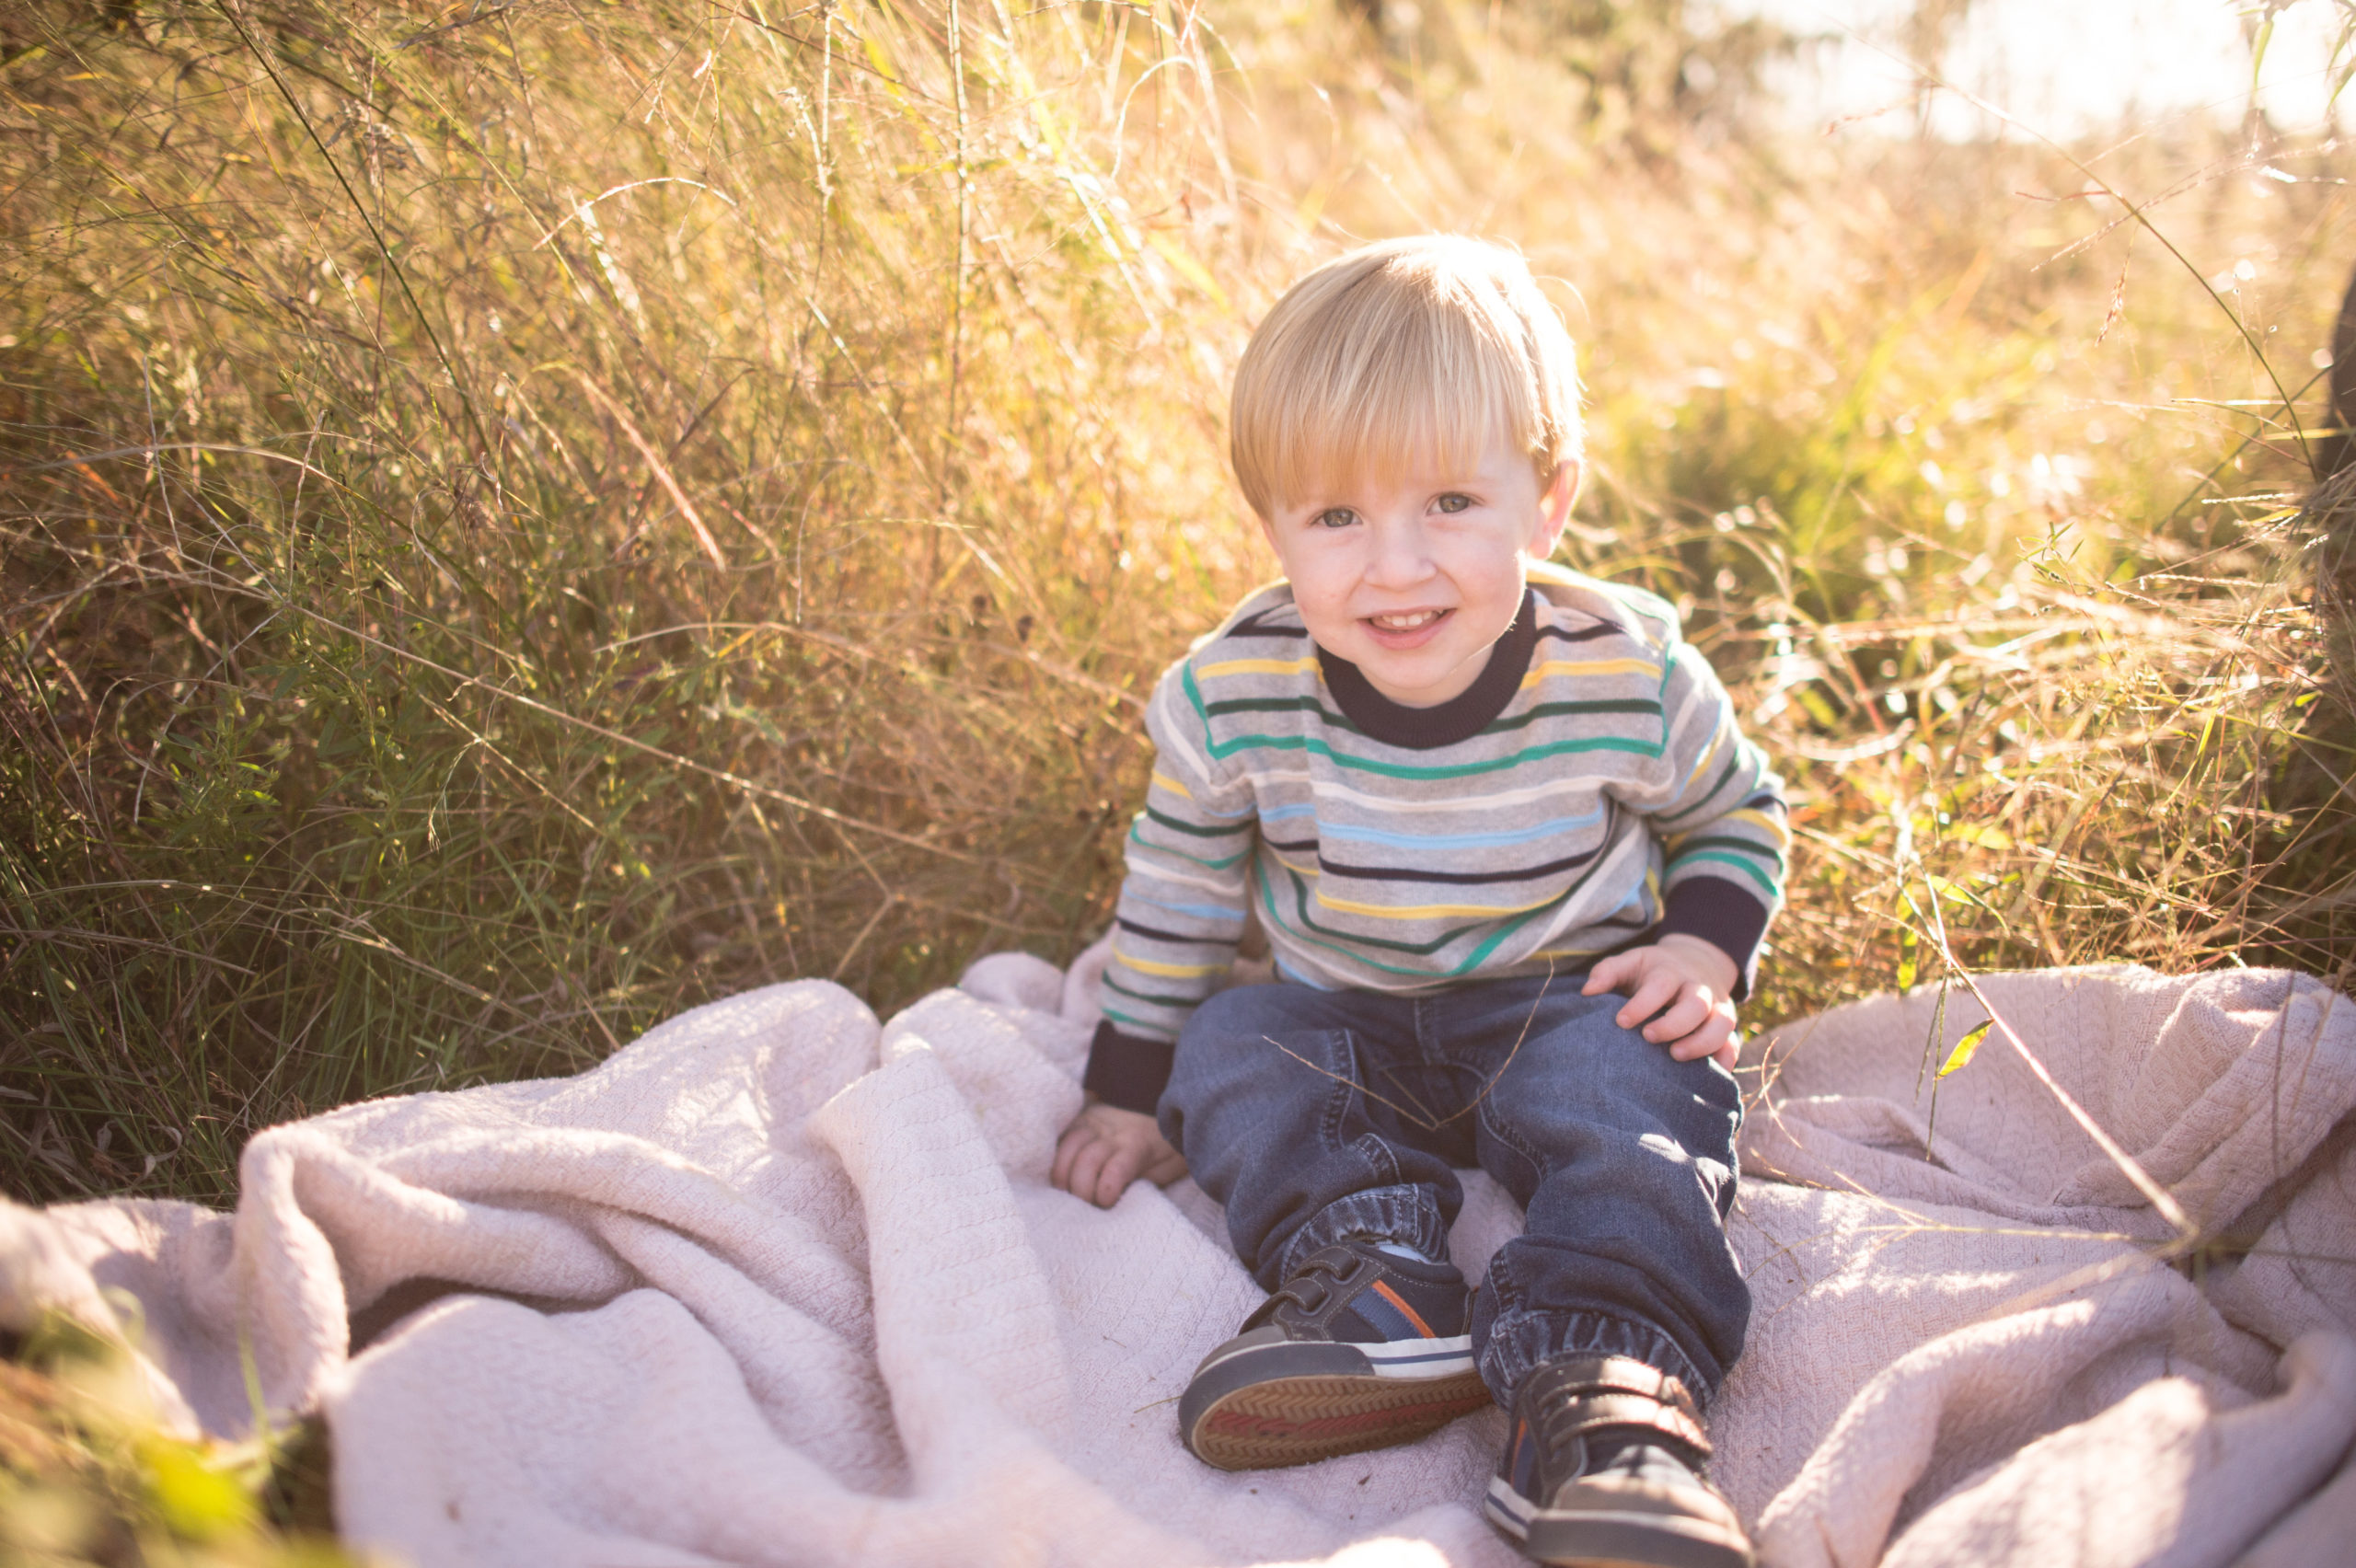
top-left (1280, 478), bottom-right (1488, 513)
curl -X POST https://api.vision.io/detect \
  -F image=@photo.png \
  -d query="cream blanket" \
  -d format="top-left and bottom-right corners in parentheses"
top-left (1, 953), bottom-right (2351, 1568)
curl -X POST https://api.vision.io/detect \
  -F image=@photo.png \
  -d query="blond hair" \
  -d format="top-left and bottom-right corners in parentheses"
top-left (1229, 236), bottom-right (1582, 519)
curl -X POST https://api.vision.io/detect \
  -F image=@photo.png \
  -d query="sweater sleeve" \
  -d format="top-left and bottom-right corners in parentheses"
top-left (1644, 637), bottom-right (1790, 998)
top-left (1080, 659), bottom-right (1256, 1113)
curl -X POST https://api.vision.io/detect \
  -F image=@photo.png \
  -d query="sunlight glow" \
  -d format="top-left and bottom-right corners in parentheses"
top-left (1733, 0), bottom-right (2351, 136)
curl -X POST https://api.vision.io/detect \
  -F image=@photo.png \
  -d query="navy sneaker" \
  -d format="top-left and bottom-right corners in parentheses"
top-left (1178, 1239), bottom-right (1485, 1470)
top-left (1485, 1355), bottom-right (1753, 1568)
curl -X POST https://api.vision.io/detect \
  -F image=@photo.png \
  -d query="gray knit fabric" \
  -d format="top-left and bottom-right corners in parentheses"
top-left (1096, 564), bottom-right (1789, 1054)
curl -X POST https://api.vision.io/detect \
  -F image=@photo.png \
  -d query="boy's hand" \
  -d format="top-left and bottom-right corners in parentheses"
top-left (1583, 935), bottom-right (1743, 1067)
top-left (1051, 1097), bottom-right (1186, 1208)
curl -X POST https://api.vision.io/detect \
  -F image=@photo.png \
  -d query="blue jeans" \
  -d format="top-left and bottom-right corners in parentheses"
top-left (1158, 975), bottom-right (1749, 1406)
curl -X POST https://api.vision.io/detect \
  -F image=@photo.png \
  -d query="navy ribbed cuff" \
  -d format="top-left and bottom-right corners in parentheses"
top-left (1657, 876), bottom-right (1773, 1000)
top-left (1080, 1019), bottom-right (1178, 1114)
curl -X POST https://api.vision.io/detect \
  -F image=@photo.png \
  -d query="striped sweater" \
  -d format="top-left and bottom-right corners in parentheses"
top-left (1080, 563), bottom-right (1791, 1114)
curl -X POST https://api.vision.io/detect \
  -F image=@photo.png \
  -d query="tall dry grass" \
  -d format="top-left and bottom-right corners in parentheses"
top-left (0, 0), bottom-right (2348, 1205)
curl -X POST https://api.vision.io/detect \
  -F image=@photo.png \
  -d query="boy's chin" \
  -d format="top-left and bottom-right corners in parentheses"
top-left (1357, 657), bottom-right (1483, 709)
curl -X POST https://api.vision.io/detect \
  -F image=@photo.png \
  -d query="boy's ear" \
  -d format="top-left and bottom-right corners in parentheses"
top-left (1529, 459), bottom-right (1583, 557)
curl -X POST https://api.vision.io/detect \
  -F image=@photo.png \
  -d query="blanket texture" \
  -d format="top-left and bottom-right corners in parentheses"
top-left (1, 952), bottom-right (2351, 1568)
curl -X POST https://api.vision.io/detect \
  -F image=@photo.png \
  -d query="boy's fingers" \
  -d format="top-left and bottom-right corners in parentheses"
top-left (1668, 1000), bottom-right (1739, 1062)
top-left (1581, 954), bottom-right (1630, 996)
top-left (1095, 1145), bottom-right (1141, 1207)
top-left (1052, 1118), bottom-right (1113, 1190)
top-left (1049, 1126), bottom-right (1084, 1190)
top-left (1065, 1139), bottom-right (1110, 1205)
top-left (1614, 974), bottom-right (1680, 1031)
top-left (1668, 1010), bottom-right (1735, 1061)
top-left (1609, 975), bottom-right (1655, 1027)
top-left (1061, 1139), bottom-right (1098, 1199)
top-left (1643, 990), bottom-right (1713, 1043)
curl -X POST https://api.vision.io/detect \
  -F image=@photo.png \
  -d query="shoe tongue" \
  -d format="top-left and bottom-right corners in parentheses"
top-left (1378, 1252), bottom-right (1458, 1285)
top-left (1583, 1435), bottom-right (1696, 1482)
top-left (1583, 1434), bottom-right (1649, 1469)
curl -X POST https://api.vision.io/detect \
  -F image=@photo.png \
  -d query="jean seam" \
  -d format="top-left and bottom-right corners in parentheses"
top-left (1315, 1028), bottom-right (1356, 1167)
top-left (1476, 1080), bottom-right (1547, 1188)
top-left (1289, 1029), bottom-right (1406, 1276)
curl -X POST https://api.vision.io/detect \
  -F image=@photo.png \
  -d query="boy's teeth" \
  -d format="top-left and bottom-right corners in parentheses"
top-left (1371, 610), bottom-right (1440, 631)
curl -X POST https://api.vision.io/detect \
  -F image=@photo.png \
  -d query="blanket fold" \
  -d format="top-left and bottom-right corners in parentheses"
top-left (0, 955), bottom-right (2350, 1568)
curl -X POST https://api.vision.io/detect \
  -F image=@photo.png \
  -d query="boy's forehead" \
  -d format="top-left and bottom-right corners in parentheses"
top-left (1276, 426), bottom-right (1528, 503)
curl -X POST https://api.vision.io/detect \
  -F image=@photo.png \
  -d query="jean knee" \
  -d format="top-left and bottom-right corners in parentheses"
top-left (1160, 985), bottom-right (1341, 1147)
top-left (1484, 1010), bottom-right (1740, 1167)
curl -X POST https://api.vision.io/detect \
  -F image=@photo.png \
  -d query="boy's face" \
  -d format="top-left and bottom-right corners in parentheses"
top-left (1258, 435), bottom-right (1578, 709)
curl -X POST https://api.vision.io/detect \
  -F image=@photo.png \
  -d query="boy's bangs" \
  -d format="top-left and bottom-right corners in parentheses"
top-left (1265, 354), bottom-right (1527, 509)
top-left (1230, 239), bottom-right (1573, 517)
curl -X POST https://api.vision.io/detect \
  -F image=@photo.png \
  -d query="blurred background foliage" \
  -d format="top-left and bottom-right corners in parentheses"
top-left (0, 1307), bottom-right (344, 1566)
top-left (4, 0), bottom-right (2355, 1553)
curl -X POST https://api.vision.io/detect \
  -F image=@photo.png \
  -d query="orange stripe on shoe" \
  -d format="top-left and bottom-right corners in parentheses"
top-left (1369, 1279), bottom-right (1438, 1338)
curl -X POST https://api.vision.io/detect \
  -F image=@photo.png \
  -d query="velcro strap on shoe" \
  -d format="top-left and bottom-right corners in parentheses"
top-left (1531, 1355), bottom-right (1712, 1458)
top-left (1553, 1390), bottom-right (1711, 1453)
top-left (1242, 1245), bottom-right (1363, 1332)
top-left (1540, 1355), bottom-right (1701, 1412)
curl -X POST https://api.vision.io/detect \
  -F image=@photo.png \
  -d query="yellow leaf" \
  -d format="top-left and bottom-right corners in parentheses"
top-left (142, 1439), bottom-right (256, 1542)
top-left (1937, 1019), bottom-right (1993, 1078)
top-left (1925, 872), bottom-right (1993, 911)
top-left (1145, 233), bottom-right (1230, 310)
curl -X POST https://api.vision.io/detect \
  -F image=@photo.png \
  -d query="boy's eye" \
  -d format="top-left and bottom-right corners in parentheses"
top-left (1311, 507), bottom-right (1358, 529)
top-left (1435, 492), bottom-right (1473, 514)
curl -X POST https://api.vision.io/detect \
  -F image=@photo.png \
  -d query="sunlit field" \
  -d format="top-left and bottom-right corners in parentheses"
top-left (2, 0), bottom-right (2352, 1550)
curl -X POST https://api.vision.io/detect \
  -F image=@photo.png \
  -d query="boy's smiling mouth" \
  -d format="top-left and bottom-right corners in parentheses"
top-left (1367, 608), bottom-right (1449, 634)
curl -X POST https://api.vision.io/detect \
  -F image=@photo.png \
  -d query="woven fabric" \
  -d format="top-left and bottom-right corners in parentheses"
top-left (0, 951), bottom-right (2350, 1567)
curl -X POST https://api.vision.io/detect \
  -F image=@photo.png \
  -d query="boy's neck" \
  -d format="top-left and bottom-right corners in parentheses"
top-left (1315, 588), bottom-right (1540, 752)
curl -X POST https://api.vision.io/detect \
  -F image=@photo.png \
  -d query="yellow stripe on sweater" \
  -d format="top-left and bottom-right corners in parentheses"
top-left (1113, 951), bottom-right (1231, 979)
top-left (1682, 725), bottom-right (1728, 791)
top-left (1315, 888), bottom-right (1569, 919)
top-left (1199, 655), bottom-right (1321, 679)
top-left (1664, 807), bottom-right (1788, 853)
top-left (1519, 657), bottom-right (1657, 688)
top-left (1725, 807), bottom-right (1790, 843)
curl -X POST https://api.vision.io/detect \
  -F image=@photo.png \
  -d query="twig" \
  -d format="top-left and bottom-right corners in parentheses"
top-left (286, 608), bottom-right (984, 866)
top-left (831, 893), bottom-right (897, 981)
top-left (1264, 963), bottom-right (1555, 1130)
top-left (1911, 850), bottom-right (2196, 1241)
top-left (575, 373), bottom-right (729, 570)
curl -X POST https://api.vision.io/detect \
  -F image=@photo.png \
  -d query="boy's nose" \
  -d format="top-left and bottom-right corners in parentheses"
top-left (1364, 521), bottom-right (1435, 588)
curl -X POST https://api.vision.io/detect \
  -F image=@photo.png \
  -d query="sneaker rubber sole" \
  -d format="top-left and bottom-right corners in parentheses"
top-left (1180, 1336), bottom-right (1487, 1470)
top-left (1484, 1478), bottom-right (1753, 1568)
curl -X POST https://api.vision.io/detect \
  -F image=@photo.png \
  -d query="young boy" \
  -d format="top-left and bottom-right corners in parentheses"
top-left (1050, 236), bottom-right (1783, 1568)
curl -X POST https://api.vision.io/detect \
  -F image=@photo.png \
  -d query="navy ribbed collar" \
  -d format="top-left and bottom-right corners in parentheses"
top-left (1316, 588), bottom-right (1540, 751)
